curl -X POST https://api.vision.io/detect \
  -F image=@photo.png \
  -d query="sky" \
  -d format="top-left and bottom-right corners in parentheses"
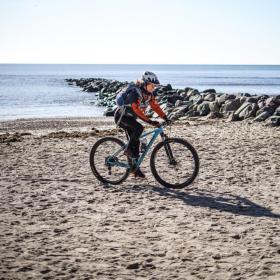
top-left (0, 0), bottom-right (280, 64)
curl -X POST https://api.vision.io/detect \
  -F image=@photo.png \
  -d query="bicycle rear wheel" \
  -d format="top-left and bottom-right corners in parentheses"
top-left (150, 138), bottom-right (199, 188)
top-left (90, 137), bottom-right (130, 185)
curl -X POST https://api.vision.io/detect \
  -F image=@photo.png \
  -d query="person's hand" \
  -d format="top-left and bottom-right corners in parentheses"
top-left (163, 115), bottom-right (172, 125)
top-left (149, 120), bottom-right (161, 127)
top-left (164, 118), bottom-right (173, 125)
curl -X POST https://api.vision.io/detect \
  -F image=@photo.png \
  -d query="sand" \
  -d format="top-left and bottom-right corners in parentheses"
top-left (0, 117), bottom-right (280, 280)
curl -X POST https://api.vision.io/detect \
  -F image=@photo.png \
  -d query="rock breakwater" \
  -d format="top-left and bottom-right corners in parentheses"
top-left (66, 78), bottom-right (280, 126)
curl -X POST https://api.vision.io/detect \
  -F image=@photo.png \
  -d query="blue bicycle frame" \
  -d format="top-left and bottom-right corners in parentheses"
top-left (109, 126), bottom-right (164, 170)
top-left (137, 126), bottom-right (163, 168)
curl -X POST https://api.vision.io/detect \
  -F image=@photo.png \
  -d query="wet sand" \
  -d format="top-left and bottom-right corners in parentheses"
top-left (0, 117), bottom-right (280, 280)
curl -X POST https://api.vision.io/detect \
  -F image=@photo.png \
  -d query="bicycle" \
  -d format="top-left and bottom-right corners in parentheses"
top-left (89, 121), bottom-right (199, 189)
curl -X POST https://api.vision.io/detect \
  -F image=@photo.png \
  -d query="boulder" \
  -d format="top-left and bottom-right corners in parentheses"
top-left (234, 102), bottom-right (252, 119)
top-left (186, 88), bottom-right (200, 97)
top-left (207, 112), bottom-right (224, 119)
top-left (167, 95), bottom-right (184, 105)
top-left (204, 93), bottom-right (216, 102)
top-left (256, 106), bottom-right (275, 116)
top-left (269, 116), bottom-right (280, 126)
top-left (166, 90), bottom-right (177, 95)
top-left (238, 103), bottom-right (259, 119)
top-left (254, 111), bottom-right (272, 122)
top-left (197, 102), bottom-right (210, 116)
top-left (273, 105), bottom-right (280, 116)
top-left (107, 93), bottom-right (117, 101)
top-left (189, 94), bottom-right (203, 105)
top-left (217, 94), bottom-right (236, 105)
top-left (240, 96), bottom-right (248, 105)
top-left (154, 88), bottom-right (163, 96)
top-left (257, 100), bottom-right (266, 109)
top-left (179, 91), bottom-right (189, 99)
top-left (209, 101), bottom-right (220, 113)
top-left (103, 107), bottom-right (116, 117)
top-left (164, 84), bottom-right (172, 91)
top-left (169, 105), bottom-right (190, 120)
top-left (257, 95), bottom-right (269, 101)
top-left (192, 104), bottom-right (199, 111)
top-left (223, 99), bottom-right (241, 112)
top-left (100, 86), bottom-right (109, 94)
top-left (175, 100), bottom-right (192, 108)
top-left (176, 89), bottom-right (184, 94)
top-left (228, 112), bottom-right (240, 122)
top-left (202, 89), bottom-right (216, 94)
top-left (184, 87), bottom-right (193, 93)
top-left (265, 96), bottom-right (280, 108)
top-left (237, 93), bottom-right (251, 97)
top-left (233, 101), bottom-right (259, 119)
top-left (185, 110), bottom-right (200, 118)
top-left (174, 100), bottom-right (183, 107)
top-left (84, 84), bottom-right (98, 93)
top-left (246, 97), bottom-right (258, 103)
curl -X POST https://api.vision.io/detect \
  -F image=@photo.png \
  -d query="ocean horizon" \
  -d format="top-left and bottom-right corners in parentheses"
top-left (1, 64), bottom-right (280, 120)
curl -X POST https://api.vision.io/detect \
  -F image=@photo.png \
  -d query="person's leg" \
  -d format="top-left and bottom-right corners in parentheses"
top-left (117, 116), bottom-right (145, 178)
top-left (115, 110), bottom-right (134, 149)
top-left (119, 116), bottom-right (143, 158)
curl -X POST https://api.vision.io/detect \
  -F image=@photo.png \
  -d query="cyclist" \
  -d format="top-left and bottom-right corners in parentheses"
top-left (114, 71), bottom-right (168, 178)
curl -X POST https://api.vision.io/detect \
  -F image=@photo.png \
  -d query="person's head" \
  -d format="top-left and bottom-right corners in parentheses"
top-left (141, 71), bottom-right (160, 94)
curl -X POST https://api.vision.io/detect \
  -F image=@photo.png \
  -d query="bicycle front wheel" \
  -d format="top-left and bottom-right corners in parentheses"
top-left (90, 137), bottom-right (130, 185)
top-left (150, 138), bottom-right (199, 188)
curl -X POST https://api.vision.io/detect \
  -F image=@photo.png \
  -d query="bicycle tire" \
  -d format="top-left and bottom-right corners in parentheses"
top-left (150, 138), bottom-right (199, 188)
top-left (90, 137), bottom-right (130, 185)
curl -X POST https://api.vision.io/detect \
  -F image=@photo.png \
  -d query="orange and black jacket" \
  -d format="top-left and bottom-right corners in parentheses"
top-left (124, 86), bottom-right (166, 122)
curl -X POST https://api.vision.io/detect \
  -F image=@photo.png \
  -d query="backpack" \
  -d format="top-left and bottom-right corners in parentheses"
top-left (116, 83), bottom-right (141, 107)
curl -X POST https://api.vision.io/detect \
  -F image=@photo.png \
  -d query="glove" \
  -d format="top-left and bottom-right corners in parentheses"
top-left (149, 120), bottom-right (161, 127)
top-left (163, 115), bottom-right (172, 125)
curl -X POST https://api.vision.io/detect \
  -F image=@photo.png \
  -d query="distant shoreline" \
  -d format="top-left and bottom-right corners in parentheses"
top-left (0, 116), bottom-right (115, 134)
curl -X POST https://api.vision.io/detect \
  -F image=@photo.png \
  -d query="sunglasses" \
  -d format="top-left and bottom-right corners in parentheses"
top-left (147, 83), bottom-right (159, 88)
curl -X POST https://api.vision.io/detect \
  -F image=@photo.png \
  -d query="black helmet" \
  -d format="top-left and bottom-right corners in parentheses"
top-left (142, 71), bottom-right (160, 85)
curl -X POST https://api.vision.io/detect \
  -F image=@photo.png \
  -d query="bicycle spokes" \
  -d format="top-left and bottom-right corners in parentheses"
top-left (150, 138), bottom-right (199, 188)
top-left (90, 137), bottom-right (130, 185)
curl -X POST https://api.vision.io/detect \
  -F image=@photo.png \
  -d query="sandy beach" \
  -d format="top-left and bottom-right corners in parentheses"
top-left (0, 117), bottom-right (280, 280)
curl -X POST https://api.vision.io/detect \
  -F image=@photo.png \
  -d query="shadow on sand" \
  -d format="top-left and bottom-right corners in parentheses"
top-left (124, 184), bottom-right (280, 219)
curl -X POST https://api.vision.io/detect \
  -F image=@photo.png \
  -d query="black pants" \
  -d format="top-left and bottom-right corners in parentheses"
top-left (115, 111), bottom-right (144, 158)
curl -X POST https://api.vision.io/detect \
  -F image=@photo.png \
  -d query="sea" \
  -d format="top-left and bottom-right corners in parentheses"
top-left (0, 64), bottom-right (280, 120)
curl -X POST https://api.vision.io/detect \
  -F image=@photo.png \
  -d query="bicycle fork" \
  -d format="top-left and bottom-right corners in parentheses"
top-left (160, 133), bottom-right (177, 165)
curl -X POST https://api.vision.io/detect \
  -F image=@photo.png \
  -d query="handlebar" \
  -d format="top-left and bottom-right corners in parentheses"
top-left (160, 119), bottom-right (173, 127)
top-left (147, 119), bottom-right (173, 128)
